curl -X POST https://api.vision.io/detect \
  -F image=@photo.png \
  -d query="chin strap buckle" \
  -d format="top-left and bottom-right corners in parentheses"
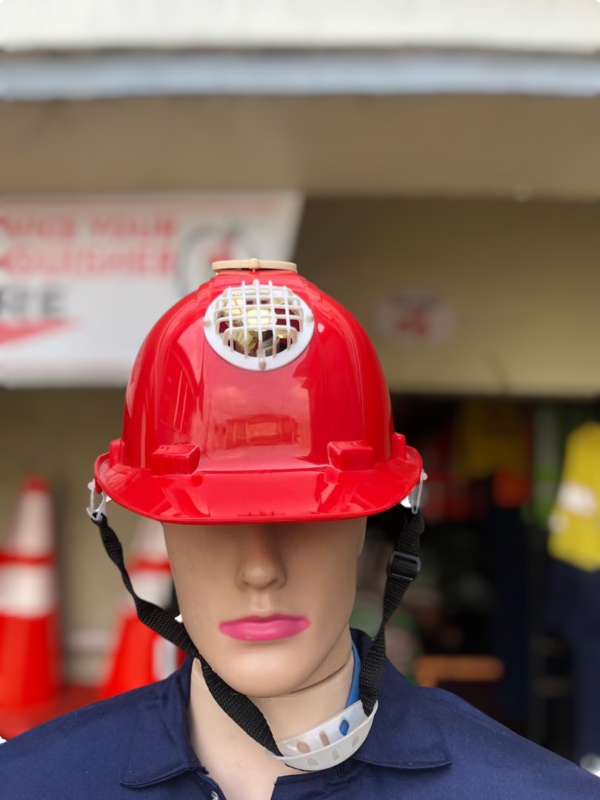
top-left (87, 479), bottom-right (110, 522)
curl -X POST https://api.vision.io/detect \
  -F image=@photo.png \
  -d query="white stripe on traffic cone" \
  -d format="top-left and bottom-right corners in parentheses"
top-left (0, 476), bottom-right (61, 710)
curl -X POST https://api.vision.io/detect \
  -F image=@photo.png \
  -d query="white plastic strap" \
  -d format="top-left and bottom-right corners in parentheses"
top-left (87, 480), bottom-right (111, 521)
top-left (267, 700), bottom-right (378, 772)
top-left (401, 469), bottom-right (428, 514)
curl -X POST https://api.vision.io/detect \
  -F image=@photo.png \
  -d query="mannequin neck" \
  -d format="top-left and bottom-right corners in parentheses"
top-left (187, 628), bottom-right (354, 800)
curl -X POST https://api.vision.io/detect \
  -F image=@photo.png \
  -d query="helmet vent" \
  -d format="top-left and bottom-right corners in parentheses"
top-left (204, 279), bottom-right (314, 371)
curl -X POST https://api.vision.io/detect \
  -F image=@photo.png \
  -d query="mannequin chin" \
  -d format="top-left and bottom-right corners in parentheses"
top-left (162, 517), bottom-right (366, 698)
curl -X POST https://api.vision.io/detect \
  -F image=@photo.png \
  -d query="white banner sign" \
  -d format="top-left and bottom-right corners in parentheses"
top-left (0, 193), bottom-right (303, 386)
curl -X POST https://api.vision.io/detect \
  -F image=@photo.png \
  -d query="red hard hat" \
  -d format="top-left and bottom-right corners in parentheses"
top-left (95, 260), bottom-right (422, 524)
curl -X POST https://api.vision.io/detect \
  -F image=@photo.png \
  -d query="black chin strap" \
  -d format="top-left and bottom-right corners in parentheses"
top-left (90, 506), bottom-right (424, 755)
top-left (359, 508), bottom-right (423, 714)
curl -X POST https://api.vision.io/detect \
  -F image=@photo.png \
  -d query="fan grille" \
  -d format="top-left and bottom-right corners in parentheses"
top-left (216, 281), bottom-right (308, 361)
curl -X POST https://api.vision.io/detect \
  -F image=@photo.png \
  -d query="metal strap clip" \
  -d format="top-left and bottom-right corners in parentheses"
top-left (87, 479), bottom-right (110, 522)
top-left (400, 469), bottom-right (427, 514)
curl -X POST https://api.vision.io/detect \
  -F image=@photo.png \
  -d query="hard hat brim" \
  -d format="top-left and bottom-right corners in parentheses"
top-left (95, 447), bottom-right (422, 525)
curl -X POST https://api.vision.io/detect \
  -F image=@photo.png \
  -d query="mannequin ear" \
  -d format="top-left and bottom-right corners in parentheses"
top-left (357, 518), bottom-right (368, 557)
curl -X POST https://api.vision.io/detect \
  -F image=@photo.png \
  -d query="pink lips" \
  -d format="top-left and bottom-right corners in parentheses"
top-left (219, 615), bottom-right (310, 642)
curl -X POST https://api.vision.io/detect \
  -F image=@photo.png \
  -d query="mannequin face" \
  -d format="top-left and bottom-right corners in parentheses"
top-left (162, 518), bottom-right (366, 698)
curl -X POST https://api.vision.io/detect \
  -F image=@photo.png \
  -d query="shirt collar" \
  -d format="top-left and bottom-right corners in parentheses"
top-left (121, 629), bottom-right (451, 789)
top-left (349, 628), bottom-right (452, 771)
top-left (120, 659), bottom-right (201, 789)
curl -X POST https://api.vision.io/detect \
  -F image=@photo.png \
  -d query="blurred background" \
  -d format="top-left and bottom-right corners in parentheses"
top-left (1, 0), bottom-right (600, 774)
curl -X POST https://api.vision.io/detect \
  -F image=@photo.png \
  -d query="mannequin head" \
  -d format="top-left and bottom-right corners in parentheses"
top-left (163, 517), bottom-right (366, 698)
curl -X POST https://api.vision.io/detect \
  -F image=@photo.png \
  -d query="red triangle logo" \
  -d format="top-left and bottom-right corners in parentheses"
top-left (0, 320), bottom-right (70, 346)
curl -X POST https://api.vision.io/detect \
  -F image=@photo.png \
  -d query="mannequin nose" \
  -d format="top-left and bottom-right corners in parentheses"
top-left (237, 526), bottom-right (286, 591)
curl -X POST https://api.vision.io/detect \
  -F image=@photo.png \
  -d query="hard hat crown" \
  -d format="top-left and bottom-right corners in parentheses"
top-left (95, 262), bottom-right (421, 523)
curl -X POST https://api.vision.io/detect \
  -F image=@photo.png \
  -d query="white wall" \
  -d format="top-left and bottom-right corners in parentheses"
top-left (300, 199), bottom-right (600, 398)
top-left (2, 0), bottom-right (600, 53)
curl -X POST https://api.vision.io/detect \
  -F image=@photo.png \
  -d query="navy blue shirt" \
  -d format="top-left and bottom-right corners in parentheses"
top-left (1, 630), bottom-right (599, 799)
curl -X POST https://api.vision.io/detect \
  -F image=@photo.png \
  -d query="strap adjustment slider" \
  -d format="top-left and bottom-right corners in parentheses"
top-left (386, 550), bottom-right (421, 582)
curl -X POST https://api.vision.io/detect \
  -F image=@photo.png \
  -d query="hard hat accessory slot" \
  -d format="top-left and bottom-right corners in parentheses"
top-left (89, 499), bottom-right (423, 762)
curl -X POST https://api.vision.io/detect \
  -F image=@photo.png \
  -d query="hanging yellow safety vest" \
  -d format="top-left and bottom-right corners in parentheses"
top-left (548, 421), bottom-right (600, 572)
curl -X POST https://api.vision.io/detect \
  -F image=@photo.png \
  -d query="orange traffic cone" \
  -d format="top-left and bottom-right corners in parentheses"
top-left (101, 517), bottom-right (183, 698)
top-left (0, 476), bottom-right (61, 710)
